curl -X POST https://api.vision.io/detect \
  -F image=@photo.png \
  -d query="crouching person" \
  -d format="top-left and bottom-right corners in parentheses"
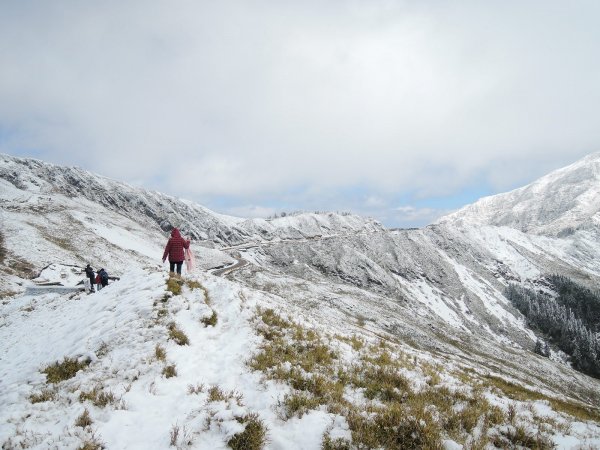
top-left (96, 268), bottom-right (109, 290)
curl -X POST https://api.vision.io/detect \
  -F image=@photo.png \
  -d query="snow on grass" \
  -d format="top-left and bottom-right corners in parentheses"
top-left (0, 268), bottom-right (352, 449)
top-left (2, 267), bottom-right (600, 449)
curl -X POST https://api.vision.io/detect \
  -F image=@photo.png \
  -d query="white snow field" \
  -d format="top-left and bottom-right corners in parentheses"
top-left (1, 265), bottom-right (599, 449)
top-left (1, 267), bottom-right (346, 449)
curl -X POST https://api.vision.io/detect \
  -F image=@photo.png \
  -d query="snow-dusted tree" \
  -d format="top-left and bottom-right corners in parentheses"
top-left (506, 278), bottom-right (600, 378)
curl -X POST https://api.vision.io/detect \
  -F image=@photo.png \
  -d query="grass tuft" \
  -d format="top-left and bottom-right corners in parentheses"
top-left (321, 434), bottom-right (352, 450)
top-left (163, 364), bottom-right (177, 378)
top-left (79, 385), bottom-right (116, 407)
top-left (205, 385), bottom-right (244, 405)
top-left (491, 425), bottom-right (554, 449)
top-left (168, 322), bottom-right (190, 345)
top-left (281, 393), bottom-right (322, 419)
top-left (166, 277), bottom-right (183, 295)
top-left (201, 310), bottom-right (218, 327)
top-left (42, 357), bottom-right (90, 384)
top-left (188, 383), bottom-right (205, 395)
top-left (75, 408), bottom-right (93, 428)
top-left (155, 344), bottom-right (167, 361)
top-left (77, 434), bottom-right (105, 450)
top-left (29, 388), bottom-right (56, 403)
top-left (227, 413), bottom-right (268, 450)
top-left (186, 280), bottom-right (202, 290)
top-left (78, 442), bottom-right (104, 450)
top-left (207, 385), bottom-right (226, 402)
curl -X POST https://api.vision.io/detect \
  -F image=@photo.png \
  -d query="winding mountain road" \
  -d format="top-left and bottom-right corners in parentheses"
top-left (210, 257), bottom-right (248, 277)
top-left (209, 230), bottom-right (378, 277)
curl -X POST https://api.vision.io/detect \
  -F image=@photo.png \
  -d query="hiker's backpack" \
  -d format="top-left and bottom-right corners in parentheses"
top-left (100, 270), bottom-right (109, 284)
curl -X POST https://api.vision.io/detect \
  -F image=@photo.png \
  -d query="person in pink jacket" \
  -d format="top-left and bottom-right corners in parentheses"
top-left (162, 228), bottom-right (190, 275)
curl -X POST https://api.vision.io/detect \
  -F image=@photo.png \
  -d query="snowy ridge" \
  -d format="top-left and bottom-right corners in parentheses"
top-left (0, 153), bottom-right (382, 248)
top-left (438, 153), bottom-right (600, 237)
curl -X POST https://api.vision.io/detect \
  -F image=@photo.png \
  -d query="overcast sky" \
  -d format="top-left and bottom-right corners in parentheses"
top-left (1, 1), bottom-right (599, 227)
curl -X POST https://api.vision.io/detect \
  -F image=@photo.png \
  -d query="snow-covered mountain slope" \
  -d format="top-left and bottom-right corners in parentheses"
top-left (1, 153), bottom-right (600, 448)
top-left (439, 152), bottom-right (600, 237)
top-left (2, 266), bottom-right (599, 449)
top-left (0, 153), bottom-right (380, 295)
top-left (0, 154), bottom-right (382, 248)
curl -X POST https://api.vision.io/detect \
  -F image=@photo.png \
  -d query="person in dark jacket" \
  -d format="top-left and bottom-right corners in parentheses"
top-left (162, 228), bottom-right (190, 275)
top-left (85, 264), bottom-right (95, 293)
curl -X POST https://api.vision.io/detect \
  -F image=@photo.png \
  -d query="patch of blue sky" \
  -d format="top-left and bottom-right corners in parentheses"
top-left (186, 179), bottom-right (498, 227)
top-left (408, 184), bottom-right (494, 211)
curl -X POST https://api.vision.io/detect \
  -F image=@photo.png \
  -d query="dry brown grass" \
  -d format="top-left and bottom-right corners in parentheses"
top-left (166, 277), bottom-right (183, 295)
top-left (29, 388), bottom-right (56, 403)
top-left (75, 408), bottom-right (93, 428)
top-left (155, 344), bottom-right (166, 361)
top-left (247, 308), bottom-right (582, 448)
top-left (163, 364), bottom-right (177, 378)
top-left (201, 310), bottom-right (218, 327)
top-left (42, 357), bottom-right (90, 384)
top-left (167, 322), bottom-right (189, 346)
top-left (484, 375), bottom-right (600, 422)
top-left (227, 413), bottom-right (268, 450)
top-left (79, 385), bottom-right (116, 407)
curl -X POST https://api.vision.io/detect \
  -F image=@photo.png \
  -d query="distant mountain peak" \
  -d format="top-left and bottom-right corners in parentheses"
top-left (438, 152), bottom-right (600, 236)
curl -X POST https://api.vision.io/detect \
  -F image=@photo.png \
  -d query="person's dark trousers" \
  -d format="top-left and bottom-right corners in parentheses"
top-left (88, 276), bottom-right (95, 292)
top-left (169, 261), bottom-right (183, 275)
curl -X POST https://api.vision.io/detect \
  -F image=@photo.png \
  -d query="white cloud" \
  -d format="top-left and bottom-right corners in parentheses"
top-left (364, 196), bottom-right (387, 208)
top-left (1, 1), bottom-right (598, 226)
top-left (394, 206), bottom-right (447, 225)
top-left (223, 205), bottom-right (277, 220)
